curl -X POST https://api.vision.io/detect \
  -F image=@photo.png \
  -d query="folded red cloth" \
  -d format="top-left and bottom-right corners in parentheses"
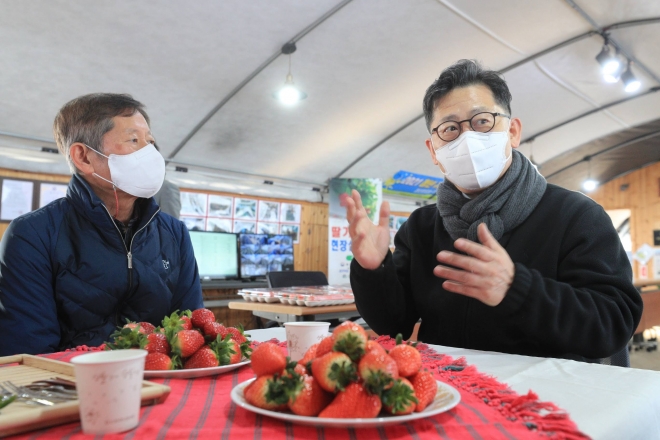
top-left (16, 338), bottom-right (588, 440)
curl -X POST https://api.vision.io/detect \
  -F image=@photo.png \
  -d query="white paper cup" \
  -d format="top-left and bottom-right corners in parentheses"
top-left (284, 322), bottom-right (331, 361)
top-left (71, 349), bottom-right (147, 434)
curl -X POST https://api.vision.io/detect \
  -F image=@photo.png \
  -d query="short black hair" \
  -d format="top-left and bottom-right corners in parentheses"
top-left (422, 59), bottom-right (512, 132)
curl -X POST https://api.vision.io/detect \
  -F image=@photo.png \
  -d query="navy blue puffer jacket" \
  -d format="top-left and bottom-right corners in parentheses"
top-left (0, 174), bottom-right (203, 355)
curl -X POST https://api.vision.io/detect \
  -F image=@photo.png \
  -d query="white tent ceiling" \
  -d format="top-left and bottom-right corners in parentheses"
top-left (1, 0), bottom-right (659, 208)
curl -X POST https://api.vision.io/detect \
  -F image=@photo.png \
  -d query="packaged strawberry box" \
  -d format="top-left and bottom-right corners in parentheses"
top-left (104, 308), bottom-right (252, 371)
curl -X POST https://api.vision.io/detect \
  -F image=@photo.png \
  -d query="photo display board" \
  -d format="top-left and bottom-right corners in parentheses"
top-left (180, 192), bottom-right (301, 243)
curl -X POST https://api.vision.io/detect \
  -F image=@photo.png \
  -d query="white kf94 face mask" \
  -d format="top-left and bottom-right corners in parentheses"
top-left (86, 143), bottom-right (165, 198)
top-left (434, 130), bottom-right (511, 191)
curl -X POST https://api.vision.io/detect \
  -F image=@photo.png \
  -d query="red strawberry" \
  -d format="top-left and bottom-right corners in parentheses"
top-left (170, 329), bottom-right (205, 358)
top-left (144, 332), bottom-right (170, 354)
top-left (184, 345), bottom-right (220, 369)
top-left (410, 370), bottom-right (437, 412)
top-left (226, 325), bottom-right (252, 359)
top-left (180, 315), bottom-right (193, 330)
top-left (382, 378), bottom-right (418, 415)
top-left (297, 343), bottom-right (318, 372)
top-left (226, 338), bottom-right (242, 364)
top-left (243, 375), bottom-right (288, 411)
top-left (287, 374), bottom-right (333, 416)
top-left (365, 340), bottom-right (387, 356)
top-left (389, 343), bottom-right (422, 377)
top-left (106, 325), bottom-right (144, 350)
top-left (226, 326), bottom-right (247, 344)
top-left (315, 335), bottom-right (336, 358)
top-left (145, 352), bottom-right (174, 370)
top-left (137, 322), bottom-right (156, 335)
top-left (318, 382), bottom-right (381, 418)
top-left (292, 363), bottom-right (306, 376)
top-left (191, 308), bottom-right (216, 329)
top-left (251, 342), bottom-right (287, 376)
top-left (358, 351), bottom-right (399, 395)
top-left (161, 310), bottom-right (193, 338)
top-left (311, 352), bottom-right (357, 393)
top-left (203, 322), bottom-right (227, 340)
top-left (332, 321), bottom-right (367, 362)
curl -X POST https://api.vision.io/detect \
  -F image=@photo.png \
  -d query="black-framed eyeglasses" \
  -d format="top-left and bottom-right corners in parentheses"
top-left (431, 112), bottom-right (510, 142)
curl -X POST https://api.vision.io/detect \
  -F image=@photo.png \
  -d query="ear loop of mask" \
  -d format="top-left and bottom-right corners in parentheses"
top-left (429, 136), bottom-right (448, 177)
top-left (83, 145), bottom-right (120, 218)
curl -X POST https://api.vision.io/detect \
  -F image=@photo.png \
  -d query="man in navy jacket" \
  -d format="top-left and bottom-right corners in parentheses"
top-left (0, 93), bottom-right (203, 355)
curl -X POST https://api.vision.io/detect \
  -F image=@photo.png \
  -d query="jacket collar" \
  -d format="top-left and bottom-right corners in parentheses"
top-left (66, 173), bottom-right (160, 232)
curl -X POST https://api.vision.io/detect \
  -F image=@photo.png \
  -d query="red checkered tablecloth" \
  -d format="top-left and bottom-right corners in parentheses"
top-left (6, 338), bottom-right (589, 439)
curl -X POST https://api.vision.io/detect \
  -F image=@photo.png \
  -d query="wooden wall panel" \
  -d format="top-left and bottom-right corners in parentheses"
top-left (0, 169), bottom-right (70, 184)
top-left (590, 161), bottom-right (660, 281)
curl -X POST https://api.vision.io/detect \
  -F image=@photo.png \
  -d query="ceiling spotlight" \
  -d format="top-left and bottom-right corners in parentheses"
top-left (595, 41), bottom-right (624, 82)
top-left (621, 64), bottom-right (641, 93)
top-left (274, 42), bottom-right (306, 106)
top-left (596, 45), bottom-right (620, 75)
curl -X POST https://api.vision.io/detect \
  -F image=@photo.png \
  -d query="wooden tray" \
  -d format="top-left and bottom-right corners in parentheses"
top-left (0, 354), bottom-right (170, 437)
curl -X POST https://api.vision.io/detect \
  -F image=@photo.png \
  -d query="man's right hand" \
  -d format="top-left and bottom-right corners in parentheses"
top-left (345, 189), bottom-right (391, 270)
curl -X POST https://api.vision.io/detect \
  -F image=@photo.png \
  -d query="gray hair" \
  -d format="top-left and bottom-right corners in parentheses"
top-left (53, 93), bottom-right (149, 173)
top-left (423, 59), bottom-right (512, 132)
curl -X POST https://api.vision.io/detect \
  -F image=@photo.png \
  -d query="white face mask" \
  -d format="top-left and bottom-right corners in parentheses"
top-left (86, 144), bottom-right (165, 198)
top-left (433, 129), bottom-right (511, 191)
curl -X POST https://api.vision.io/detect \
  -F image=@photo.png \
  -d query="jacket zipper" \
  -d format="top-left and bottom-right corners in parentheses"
top-left (102, 205), bottom-right (160, 324)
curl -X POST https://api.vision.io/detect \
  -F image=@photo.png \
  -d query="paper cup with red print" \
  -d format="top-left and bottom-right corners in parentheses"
top-left (284, 322), bottom-right (331, 361)
top-left (71, 349), bottom-right (147, 434)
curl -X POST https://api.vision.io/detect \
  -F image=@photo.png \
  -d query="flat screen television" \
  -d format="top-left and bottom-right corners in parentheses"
top-left (188, 230), bottom-right (240, 280)
top-left (239, 233), bottom-right (294, 279)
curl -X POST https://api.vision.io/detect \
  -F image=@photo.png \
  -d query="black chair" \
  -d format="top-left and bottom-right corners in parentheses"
top-left (267, 271), bottom-right (328, 288)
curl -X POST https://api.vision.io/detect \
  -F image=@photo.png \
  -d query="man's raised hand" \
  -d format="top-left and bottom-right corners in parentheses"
top-left (344, 189), bottom-right (391, 270)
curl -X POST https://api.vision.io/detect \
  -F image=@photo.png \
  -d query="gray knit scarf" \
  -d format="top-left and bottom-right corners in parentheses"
top-left (437, 150), bottom-right (547, 242)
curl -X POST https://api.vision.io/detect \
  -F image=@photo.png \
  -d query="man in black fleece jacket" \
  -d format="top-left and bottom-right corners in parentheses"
top-left (346, 60), bottom-right (642, 363)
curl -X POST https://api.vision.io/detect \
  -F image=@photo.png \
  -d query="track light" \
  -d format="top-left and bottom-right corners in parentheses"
top-left (621, 64), bottom-right (641, 93)
top-left (596, 40), bottom-right (625, 83)
top-left (596, 45), bottom-right (619, 74)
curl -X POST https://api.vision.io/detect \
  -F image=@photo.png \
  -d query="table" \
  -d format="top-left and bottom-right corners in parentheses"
top-left (251, 328), bottom-right (660, 440)
top-left (8, 328), bottom-right (660, 439)
top-left (228, 301), bottom-right (360, 323)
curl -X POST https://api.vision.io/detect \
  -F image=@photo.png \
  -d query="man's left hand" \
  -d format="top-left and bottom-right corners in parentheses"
top-left (433, 223), bottom-right (515, 306)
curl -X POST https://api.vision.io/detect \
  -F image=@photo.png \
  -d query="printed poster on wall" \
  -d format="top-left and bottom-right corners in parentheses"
top-left (1, 179), bottom-right (34, 221)
top-left (39, 183), bottom-right (68, 208)
top-left (328, 178), bottom-right (382, 285)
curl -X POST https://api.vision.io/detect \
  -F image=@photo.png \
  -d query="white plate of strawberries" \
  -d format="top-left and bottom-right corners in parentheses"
top-left (230, 321), bottom-right (461, 428)
top-left (105, 308), bottom-right (253, 379)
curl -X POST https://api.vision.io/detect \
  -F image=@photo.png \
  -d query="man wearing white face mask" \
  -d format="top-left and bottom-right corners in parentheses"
top-left (0, 93), bottom-right (203, 355)
top-left (346, 60), bottom-right (642, 365)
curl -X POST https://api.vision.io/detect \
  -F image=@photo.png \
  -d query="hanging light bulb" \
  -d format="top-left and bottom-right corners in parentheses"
top-left (274, 42), bottom-right (307, 106)
top-left (582, 156), bottom-right (598, 192)
top-left (621, 63), bottom-right (641, 93)
top-left (583, 179), bottom-right (598, 192)
top-left (276, 73), bottom-right (306, 105)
